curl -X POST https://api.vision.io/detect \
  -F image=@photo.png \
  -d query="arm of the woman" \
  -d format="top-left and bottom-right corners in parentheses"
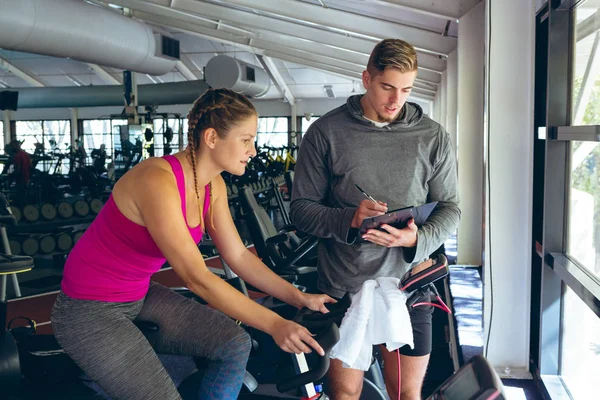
top-left (136, 167), bottom-right (323, 355)
top-left (206, 176), bottom-right (335, 313)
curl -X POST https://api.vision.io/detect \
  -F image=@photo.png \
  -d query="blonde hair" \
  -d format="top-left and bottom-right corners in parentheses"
top-left (186, 88), bottom-right (257, 230)
top-left (367, 39), bottom-right (418, 76)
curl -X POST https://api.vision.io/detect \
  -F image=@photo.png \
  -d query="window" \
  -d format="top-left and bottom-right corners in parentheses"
top-left (0, 120), bottom-right (3, 153)
top-left (82, 119), bottom-right (127, 166)
top-left (257, 117), bottom-right (288, 148)
top-left (538, 3), bottom-right (600, 398)
top-left (560, 284), bottom-right (600, 399)
top-left (44, 120), bottom-right (71, 174)
top-left (152, 118), bottom-right (183, 157)
top-left (16, 120), bottom-right (71, 172)
top-left (568, 3), bottom-right (600, 277)
top-left (15, 121), bottom-right (43, 155)
top-left (572, 4), bottom-right (600, 126)
top-left (302, 116), bottom-right (319, 134)
top-left (569, 142), bottom-right (600, 276)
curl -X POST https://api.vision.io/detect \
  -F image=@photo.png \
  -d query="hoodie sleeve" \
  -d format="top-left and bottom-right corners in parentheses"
top-left (290, 126), bottom-right (357, 243)
top-left (404, 127), bottom-right (461, 263)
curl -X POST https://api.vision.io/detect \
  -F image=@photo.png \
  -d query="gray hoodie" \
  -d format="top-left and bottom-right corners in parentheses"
top-left (290, 95), bottom-right (460, 298)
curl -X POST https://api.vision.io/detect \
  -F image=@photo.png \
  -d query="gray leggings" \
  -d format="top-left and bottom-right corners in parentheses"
top-left (51, 282), bottom-right (251, 400)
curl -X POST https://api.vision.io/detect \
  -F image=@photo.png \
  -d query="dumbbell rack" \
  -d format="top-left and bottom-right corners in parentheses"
top-left (5, 198), bottom-right (105, 262)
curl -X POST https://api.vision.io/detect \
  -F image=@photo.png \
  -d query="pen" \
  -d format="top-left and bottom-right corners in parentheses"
top-left (354, 184), bottom-right (378, 203)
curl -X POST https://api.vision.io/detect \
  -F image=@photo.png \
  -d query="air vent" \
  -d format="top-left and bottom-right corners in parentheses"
top-left (155, 34), bottom-right (180, 60)
top-left (205, 55), bottom-right (270, 97)
top-left (245, 66), bottom-right (256, 82)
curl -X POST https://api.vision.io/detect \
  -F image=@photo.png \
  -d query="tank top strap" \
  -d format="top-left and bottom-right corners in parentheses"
top-left (162, 155), bottom-right (187, 219)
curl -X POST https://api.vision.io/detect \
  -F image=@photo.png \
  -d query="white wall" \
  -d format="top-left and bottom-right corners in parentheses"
top-left (457, 2), bottom-right (485, 266)
top-left (439, 70), bottom-right (448, 127)
top-left (484, 0), bottom-right (535, 377)
top-left (446, 50), bottom-right (458, 153)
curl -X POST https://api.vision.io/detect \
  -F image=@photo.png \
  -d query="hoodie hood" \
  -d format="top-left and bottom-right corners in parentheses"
top-left (346, 94), bottom-right (423, 129)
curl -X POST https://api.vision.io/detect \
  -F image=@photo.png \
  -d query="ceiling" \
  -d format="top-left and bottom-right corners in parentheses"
top-left (0, 0), bottom-right (483, 104)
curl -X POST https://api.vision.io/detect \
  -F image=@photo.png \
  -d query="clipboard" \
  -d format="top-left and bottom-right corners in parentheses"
top-left (358, 201), bottom-right (438, 240)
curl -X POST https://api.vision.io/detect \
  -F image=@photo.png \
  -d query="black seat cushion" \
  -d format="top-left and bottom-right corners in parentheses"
top-left (0, 254), bottom-right (34, 273)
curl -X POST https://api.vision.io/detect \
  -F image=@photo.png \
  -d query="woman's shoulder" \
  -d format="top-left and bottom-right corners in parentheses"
top-left (114, 158), bottom-right (176, 197)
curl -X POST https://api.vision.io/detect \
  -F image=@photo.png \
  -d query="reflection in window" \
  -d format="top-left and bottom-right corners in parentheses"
top-left (257, 117), bottom-right (288, 148)
top-left (0, 120), bottom-right (3, 153)
top-left (560, 284), bottom-right (600, 399)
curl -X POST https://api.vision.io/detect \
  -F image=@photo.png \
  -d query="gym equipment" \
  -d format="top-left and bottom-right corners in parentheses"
top-left (9, 207), bottom-right (21, 223)
top-left (0, 192), bottom-right (35, 301)
top-left (239, 185), bottom-right (318, 289)
top-left (8, 240), bottom-right (21, 256)
top-left (426, 355), bottom-right (506, 400)
top-left (73, 199), bottom-right (90, 217)
top-left (57, 201), bottom-right (74, 219)
top-left (90, 198), bottom-right (104, 214)
top-left (0, 194), bottom-right (34, 396)
top-left (22, 204), bottom-right (40, 223)
top-left (73, 230), bottom-right (85, 244)
top-left (39, 235), bottom-right (57, 254)
top-left (56, 232), bottom-right (73, 252)
top-left (40, 203), bottom-right (57, 221)
top-left (21, 237), bottom-right (39, 257)
top-left (215, 257), bottom-right (386, 400)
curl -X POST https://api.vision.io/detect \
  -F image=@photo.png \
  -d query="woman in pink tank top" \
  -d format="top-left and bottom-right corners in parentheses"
top-left (51, 88), bottom-right (335, 400)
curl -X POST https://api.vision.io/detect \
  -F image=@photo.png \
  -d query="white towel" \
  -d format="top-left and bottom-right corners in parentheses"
top-left (329, 277), bottom-right (414, 371)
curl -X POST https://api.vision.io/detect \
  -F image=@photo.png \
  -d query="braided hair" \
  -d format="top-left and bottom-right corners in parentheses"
top-left (186, 88), bottom-right (256, 231)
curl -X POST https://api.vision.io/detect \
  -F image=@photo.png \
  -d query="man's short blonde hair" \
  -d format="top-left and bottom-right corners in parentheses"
top-left (367, 39), bottom-right (418, 75)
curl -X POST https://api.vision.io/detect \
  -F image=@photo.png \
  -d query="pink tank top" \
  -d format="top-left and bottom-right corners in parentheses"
top-left (61, 155), bottom-right (209, 302)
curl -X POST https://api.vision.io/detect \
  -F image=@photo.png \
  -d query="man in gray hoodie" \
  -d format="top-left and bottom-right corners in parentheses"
top-left (290, 39), bottom-right (460, 400)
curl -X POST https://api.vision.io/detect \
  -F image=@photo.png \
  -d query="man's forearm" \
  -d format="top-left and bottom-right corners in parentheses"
top-left (406, 201), bottom-right (461, 262)
top-left (290, 199), bottom-right (356, 244)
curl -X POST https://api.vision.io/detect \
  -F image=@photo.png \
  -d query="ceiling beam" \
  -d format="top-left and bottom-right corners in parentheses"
top-left (410, 88), bottom-right (435, 100)
top-left (257, 55), bottom-right (295, 106)
top-left (133, 11), bottom-right (364, 81)
top-left (0, 57), bottom-right (45, 87)
top-left (415, 78), bottom-right (438, 88)
top-left (138, 9), bottom-right (444, 85)
top-left (177, 54), bottom-right (204, 80)
top-left (254, 31), bottom-right (445, 75)
top-left (175, 60), bottom-right (197, 81)
top-left (412, 83), bottom-right (437, 95)
top-left (88, 63), bottom-right (122, 85)
top-left (358, 0), bottom-right (459, 20)
top-left (212, 0), bottom-right (456, 56)
top-left (111, 0), bottom-right (445, 72)
top-left (359, 0), bottom-right (483, 20)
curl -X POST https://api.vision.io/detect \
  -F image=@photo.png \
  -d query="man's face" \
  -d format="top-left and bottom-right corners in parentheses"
top-left (361, 67), bottom-right (417, 122)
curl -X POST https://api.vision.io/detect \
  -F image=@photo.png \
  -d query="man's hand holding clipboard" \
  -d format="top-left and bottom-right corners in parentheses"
top-left (352, 184), bottom-right (437, 247)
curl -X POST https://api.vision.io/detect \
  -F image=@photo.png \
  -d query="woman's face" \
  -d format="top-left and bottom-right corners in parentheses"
top-left (212, 114), bottom-right (258, 176)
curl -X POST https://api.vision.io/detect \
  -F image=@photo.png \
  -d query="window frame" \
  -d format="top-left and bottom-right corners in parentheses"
top-left (537, 1), bottom-right (600, 397)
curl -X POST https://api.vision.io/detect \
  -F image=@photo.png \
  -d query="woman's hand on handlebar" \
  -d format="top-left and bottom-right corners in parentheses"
top-left (270, 319), bottom-right (325, 356)
top-left (298, 292), bottom-right (337, 314)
